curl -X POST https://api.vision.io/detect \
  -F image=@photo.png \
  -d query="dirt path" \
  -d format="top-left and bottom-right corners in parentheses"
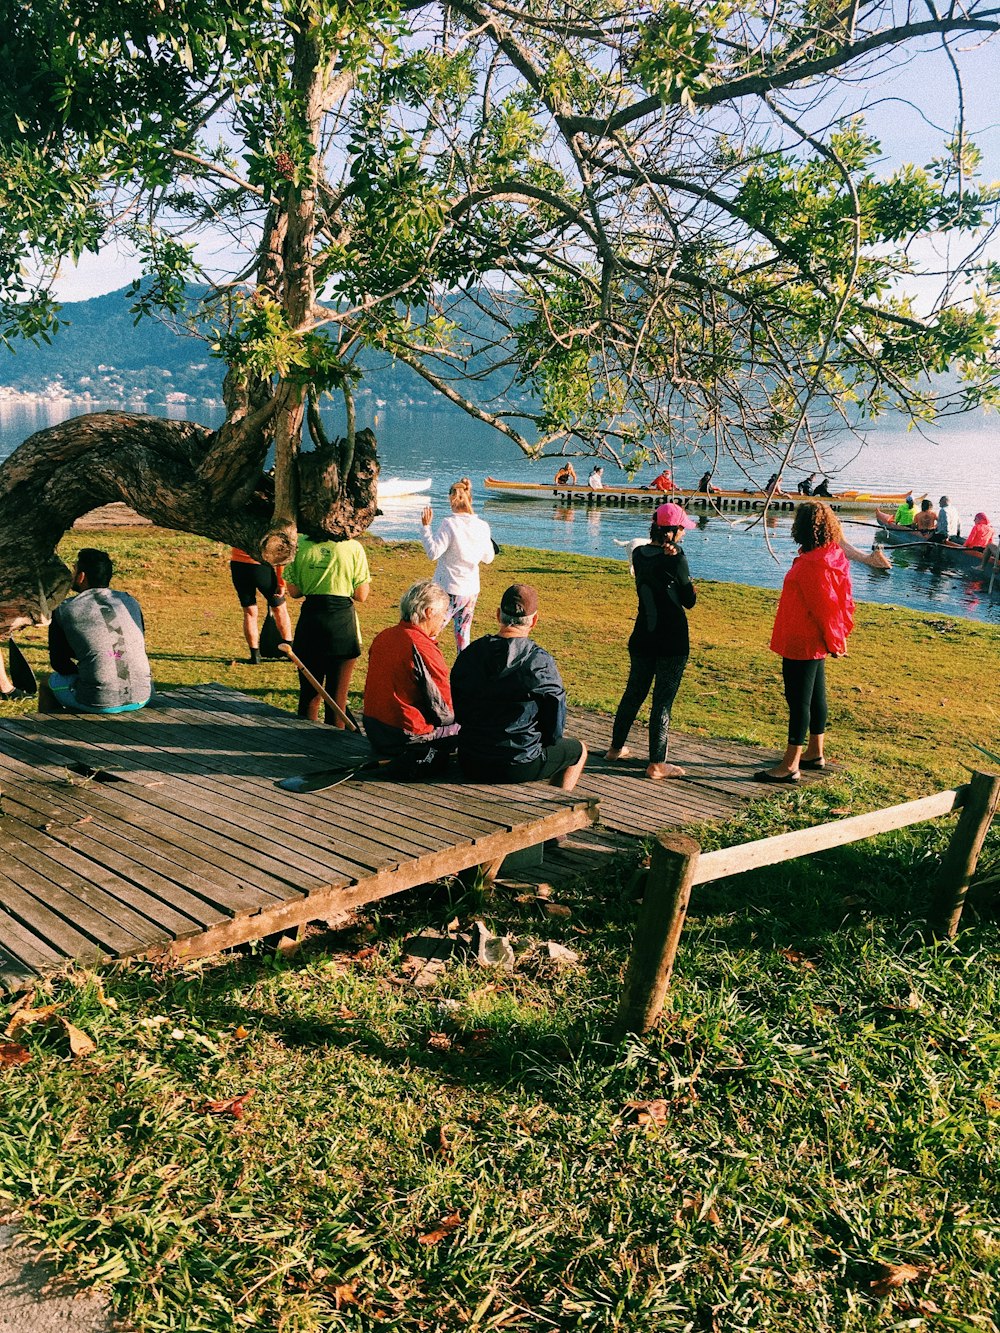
top-left (0, 1224), bottom-right (124, 1332)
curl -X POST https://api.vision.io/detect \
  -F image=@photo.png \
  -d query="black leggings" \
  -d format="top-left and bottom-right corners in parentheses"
top-left (782, 658), bottom-right (827, 746)
top-left (610, 652), bottom-right (688, 763)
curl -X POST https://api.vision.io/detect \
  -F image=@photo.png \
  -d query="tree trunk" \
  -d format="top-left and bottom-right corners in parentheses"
top-left (0, 409), bottom-right (379, 636)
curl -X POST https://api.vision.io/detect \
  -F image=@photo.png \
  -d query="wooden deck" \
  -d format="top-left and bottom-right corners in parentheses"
top-left (0, 686), bottom-right (596, 987)
top-left (0, 686), bottom-right (799, 987)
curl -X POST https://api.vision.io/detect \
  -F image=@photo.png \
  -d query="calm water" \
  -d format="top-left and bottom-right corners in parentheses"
top-left (2, 397), bottom-right (999, 624)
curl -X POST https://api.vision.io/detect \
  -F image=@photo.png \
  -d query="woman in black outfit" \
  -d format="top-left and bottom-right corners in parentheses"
top-left (605, 502), bottom-right (696, 779)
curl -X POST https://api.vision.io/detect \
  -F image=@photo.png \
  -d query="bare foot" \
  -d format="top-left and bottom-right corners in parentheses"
top-left (646, 762), bottom-right (685, 780)
top-left (605, 745), bottom-right (632, 761)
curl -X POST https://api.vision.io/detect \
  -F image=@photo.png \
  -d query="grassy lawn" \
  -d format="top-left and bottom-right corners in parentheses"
top-left (1, 528), bottom-right (998, 1331)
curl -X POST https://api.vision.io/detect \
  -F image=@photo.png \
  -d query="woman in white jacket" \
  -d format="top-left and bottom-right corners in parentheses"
top-left (420, 477), bottom-right (495, 652)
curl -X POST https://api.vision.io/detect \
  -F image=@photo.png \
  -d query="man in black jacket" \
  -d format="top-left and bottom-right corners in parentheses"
top-left (450, 584), bottom-right (587, 789)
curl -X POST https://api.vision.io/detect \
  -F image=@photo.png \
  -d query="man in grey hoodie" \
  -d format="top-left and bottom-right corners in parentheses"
top-left (42, 548), bottom-right (152, 714)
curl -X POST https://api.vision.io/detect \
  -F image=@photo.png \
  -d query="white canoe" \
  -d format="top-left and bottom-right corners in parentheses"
top-left (378, 477), bottom-right (432, 500)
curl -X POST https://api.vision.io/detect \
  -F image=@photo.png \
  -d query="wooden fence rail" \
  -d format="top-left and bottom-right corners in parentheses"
top-left (615, 769), bottom-right (1000, 1039)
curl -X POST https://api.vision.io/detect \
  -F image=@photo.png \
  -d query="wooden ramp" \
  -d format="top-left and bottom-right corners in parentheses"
top-left (0, 686), bottom-right (800, 987)
top-left (564, 707), bottom-right (804, 836)
top-left (0, 685), bottom-right (596, 987)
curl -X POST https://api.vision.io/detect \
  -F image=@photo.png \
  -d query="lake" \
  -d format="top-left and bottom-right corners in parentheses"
top-left (2, 396), bottom-right (998, 624)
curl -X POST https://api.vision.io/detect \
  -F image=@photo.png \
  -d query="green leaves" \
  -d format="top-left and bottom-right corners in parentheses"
top-left (633, 5), bottom-right (719, 106)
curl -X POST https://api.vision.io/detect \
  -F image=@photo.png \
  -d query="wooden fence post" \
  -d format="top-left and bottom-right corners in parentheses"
top-left (614, 833), bottom-right (701, 1039)
top-left (931, 769), bottom-right (1000, 939)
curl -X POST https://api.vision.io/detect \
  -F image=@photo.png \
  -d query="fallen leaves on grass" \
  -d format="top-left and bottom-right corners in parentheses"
top-left (426, 1032), bottom-right (453, 1053)
top-left (779, 948), bottom-right (817, 970)
top-left (677, 1192), bottom-right (722, 1227)
top-left (233, 1025), bottom-right (249, 1041)
top-left (424, 1124), bottom-right (453, 1163)
top-left (868, 1261), bottom-right (933, 1297)
top-left (6, 1006), bottom-right (96, 1058)
top-left (63, 1022), bottom-right (97, 1058)
top-left (623, 1098), bottom-right (669, 1127)
top-left (351, 946), bottom-right (379, 967)
top-left (417, 1211), bottom-right (463, 1246)
top-left (332, 1283), bottom-right (358, 1310)
top-left (0, 1041), bottom-right (30, 1068)
top-left (202, 1090), bottom-right (256, 1119)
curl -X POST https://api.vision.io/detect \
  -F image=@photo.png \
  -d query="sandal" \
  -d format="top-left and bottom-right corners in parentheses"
top-left (753, 769), bottom-right (800, 784)
top-left (800, 757), bottom-right (826, 770)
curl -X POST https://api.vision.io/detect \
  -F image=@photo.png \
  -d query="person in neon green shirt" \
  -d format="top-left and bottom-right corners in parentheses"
top-left (284, 537), bottom-right (371, 725)
top-left (893, 493), bottom-right (916, 526)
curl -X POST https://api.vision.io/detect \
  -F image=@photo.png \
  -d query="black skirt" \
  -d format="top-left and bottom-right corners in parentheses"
top-left (293, 595), bottom-right (361, 660)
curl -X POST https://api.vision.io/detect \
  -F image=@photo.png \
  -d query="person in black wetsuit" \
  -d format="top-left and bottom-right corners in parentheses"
top-left (605, 502), bottom-right (697, 780)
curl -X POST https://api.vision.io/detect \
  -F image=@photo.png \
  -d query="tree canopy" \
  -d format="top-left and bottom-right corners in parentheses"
top-left (1, 0), bottom-right (998, 628)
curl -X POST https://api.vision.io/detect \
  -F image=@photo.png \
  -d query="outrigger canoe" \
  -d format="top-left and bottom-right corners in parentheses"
top-left (874, 509), bottom-right (984, 570)
top-left (485, 477), bottom-right (914, 516)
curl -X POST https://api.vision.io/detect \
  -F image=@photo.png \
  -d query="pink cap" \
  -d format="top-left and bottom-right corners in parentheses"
top-left (655, 502), bottom-right (696, 530)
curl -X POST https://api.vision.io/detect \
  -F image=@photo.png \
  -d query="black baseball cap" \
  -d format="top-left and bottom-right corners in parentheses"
top-left (500, 584), bottom-right (538, 618)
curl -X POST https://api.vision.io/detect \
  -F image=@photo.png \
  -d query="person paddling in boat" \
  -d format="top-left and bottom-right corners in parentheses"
top-left (892, 493), bottom-right (916, 526)
top-left (913, 498), bottom-right (938, 534)
top-left (965, 512), bottom-right (994, 552)
top-left (756, 502), bottom-right (854, 784)
top-left (554, 462), bottom-right (577, 486)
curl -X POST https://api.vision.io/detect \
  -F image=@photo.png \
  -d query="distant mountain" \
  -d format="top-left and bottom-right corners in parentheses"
top-left (0, 290), bottom-right (223, 404)
top-left (0, 287), bottom-right (533, 413)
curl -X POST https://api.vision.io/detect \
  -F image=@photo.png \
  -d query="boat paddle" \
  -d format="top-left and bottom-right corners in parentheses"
top-left (258, 608), bottom-right (283, 659)
top-left (277, 642), bottom-right (357, 731)
top-left (276, 757), bottom-right (390, 794)
top-left (8, 640), bottom-right (37, 696)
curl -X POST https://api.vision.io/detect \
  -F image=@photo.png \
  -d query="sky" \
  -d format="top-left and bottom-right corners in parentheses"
top-left (50, 29), bottom-right (1000, 305)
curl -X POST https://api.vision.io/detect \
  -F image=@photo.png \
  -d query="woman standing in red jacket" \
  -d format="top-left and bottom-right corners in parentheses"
top-left (756, 501), bottom-right (854, 784)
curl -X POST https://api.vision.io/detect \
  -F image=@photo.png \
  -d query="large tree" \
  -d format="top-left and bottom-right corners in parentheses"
top-left (1, 0), bottom-right (998, 632)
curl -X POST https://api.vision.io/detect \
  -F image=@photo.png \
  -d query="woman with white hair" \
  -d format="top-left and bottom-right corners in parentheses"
top-left (420, 478), bottom-right (495, 652)
top-left (362, 579), bottom-right (459, 772)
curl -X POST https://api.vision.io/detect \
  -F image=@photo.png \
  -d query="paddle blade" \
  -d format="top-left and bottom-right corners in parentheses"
top-left (276, 767), bottom-right (357, 793)
top-left (258, 609), bottom-right (283, 659)
top-left (8, 641), bottom-right (37, 695)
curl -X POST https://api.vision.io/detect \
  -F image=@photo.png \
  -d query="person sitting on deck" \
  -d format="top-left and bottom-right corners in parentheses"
top-left (913, 498), bottom-right (938, 534)
top-left (362, 580), bottom-right (459, 777)
top-left (40, 548), bottom-right (152, 714)
top-left (813, 477), bottom-right (832, 498)
top-left (587, 465), bottom-right (604, 490)
top-left (964, 512), bottom-right (994, 552)
top-left (797, 473), bottom-right (817, 496)
top-left (764, 472), bottom-right (785, 497)
top-left (450, 584), bottom-right (588, 791)
top-left (650, 468), bottom-right (674, 492)
top-left (697, 470), bottom-right (719, 494)
top-left (554, 462), bottom-right (577, 486)
top-left (932, 495), bottom-right (962, 544)
top-left (893, 494), bottom-right (917, 526)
